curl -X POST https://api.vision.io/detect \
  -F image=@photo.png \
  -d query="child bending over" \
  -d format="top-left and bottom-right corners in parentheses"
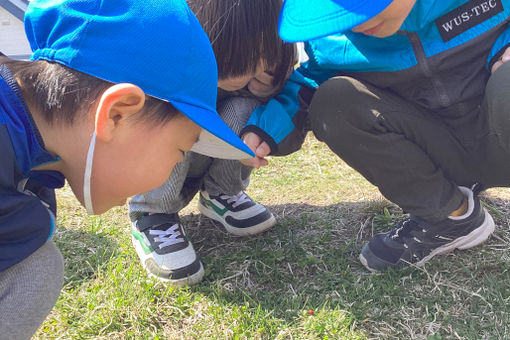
top-left (244, 0), bottom-right (510, 272)
top-left (129, 0), bottom-right (297, 286)
top-left (0, 0), bottom-right (252, 338)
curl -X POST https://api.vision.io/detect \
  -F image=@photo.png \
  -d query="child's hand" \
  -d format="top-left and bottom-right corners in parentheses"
top-left (491, 47), bottom-right (510, 73)
top-left (240, 132), bottom-right (271, 168)
top-left (247, 70), bottom-right (279, 98)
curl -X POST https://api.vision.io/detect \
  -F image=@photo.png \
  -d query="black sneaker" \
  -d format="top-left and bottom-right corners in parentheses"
top-left (360, 187), bottom-right (495, 271)
top-left (197, 190), bottom-right (276, 236)
top-left (131, 213), bottom-right (204, 285)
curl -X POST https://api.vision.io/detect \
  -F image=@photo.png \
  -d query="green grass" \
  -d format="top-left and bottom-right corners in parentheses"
top-left (36, 136), bottom-right (510, 339)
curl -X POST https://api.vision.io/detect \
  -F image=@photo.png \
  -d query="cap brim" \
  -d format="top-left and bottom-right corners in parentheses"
top-left (171, 101), bottom-right (255, 160)
top-left (190, 129), bottom-right (252, 159)
top-left (278, 0), bottom-right (392, 42)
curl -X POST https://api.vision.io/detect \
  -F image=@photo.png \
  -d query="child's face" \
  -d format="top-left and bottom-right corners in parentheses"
top-left (351, 0), bottom-right (416, 37)
top-left (83, 114), bottom-right (200, 214)
top-left (217, 60), bottom-right (265, 91)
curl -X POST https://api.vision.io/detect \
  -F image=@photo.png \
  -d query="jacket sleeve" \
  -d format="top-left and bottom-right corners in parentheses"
top-left (487, 22), bottom-right (510, 71)
top-left (240, 61), bottom-right (337, 156)
top-left (0, 191), bottom-right (55, 272)
top-left (0, 130), bottom-right (56, 272)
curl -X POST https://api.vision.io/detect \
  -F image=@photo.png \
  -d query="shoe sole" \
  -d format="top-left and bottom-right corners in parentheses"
top-left (131, 235), bottom-right (204, 286)
top-left (197, 199), bottom-right (275, 236)
top-left (360, 207), bottom-right (495, 272)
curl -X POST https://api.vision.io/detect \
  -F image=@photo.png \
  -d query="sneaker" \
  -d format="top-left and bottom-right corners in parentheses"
top-left (131, 213), bottom-right (204, 286)
top-left (197, 190), bottom-right (276, 236)
top-left (359, 187), bottom-right (495, 272)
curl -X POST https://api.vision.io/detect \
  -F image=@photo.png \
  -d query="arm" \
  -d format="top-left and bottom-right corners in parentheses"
top-left (0, 124), bottom-right (57, 272)
top-left (239, 70), bottom-right (313, 168)
top-left (0, 145), bottom-right (58, 271)
top-left (0, 190), bottom-right (55, 272)
top-left (240, 60), bottom-right (338, 159)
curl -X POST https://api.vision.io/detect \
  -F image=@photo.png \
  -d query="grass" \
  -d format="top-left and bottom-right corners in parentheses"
top-left (35, 135), bottom-right (510, 339)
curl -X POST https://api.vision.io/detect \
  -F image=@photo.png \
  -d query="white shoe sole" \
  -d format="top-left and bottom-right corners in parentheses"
top-left (360, 207), bottom-right (495, 271)
top-left (131, 235), bottom-right (204, 286)
top-left (415, 208), bottom-right (495, 266)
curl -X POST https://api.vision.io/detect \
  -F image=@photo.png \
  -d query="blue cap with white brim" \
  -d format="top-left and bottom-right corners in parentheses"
top-left (25, 0), bottom-right (255, 160)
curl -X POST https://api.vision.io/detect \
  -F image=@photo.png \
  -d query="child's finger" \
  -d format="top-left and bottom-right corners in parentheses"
top-left (240, 156), bottom-right (268, 169)
top-left (258, 157), bottom-right (269, 167)
top-left (498, 47), bottom-right (510, 63)
top-left (492, 60), bottom-right (504, 73)
top-left (240, 157), bottom-right (257, 168)
top-left (253, 157), bottom-right (268, 169)
top-left (492, 47), bottom-right (510, 73)
top-left (255, 142), bottom-right (271, 157)
top-left (243, 132), bottom-right (262, 150)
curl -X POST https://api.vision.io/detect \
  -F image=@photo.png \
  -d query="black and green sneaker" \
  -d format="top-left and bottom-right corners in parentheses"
top-left (131, 213), bottom-right (204, 285)
top-left (198, 190), bottom-right (275, 236)
top-left (360, 187), bottom-right (495, 271)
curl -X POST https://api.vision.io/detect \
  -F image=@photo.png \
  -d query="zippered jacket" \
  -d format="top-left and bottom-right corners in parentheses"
top-left (0, 64), bottom-right (64, 272)
top-left (242, 0), bottom-right (510, 155)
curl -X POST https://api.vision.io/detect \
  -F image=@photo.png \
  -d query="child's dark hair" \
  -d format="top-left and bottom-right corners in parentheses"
top-left (1, 57), bottom-right (179, 125)
top-left (187, 0), bottom-right (296, 89)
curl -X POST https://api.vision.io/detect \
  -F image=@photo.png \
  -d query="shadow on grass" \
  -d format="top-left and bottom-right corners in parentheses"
top-left (182, 197), bottom-right (510, 338)
top-left (46, 195), bottom-right (509, 339)
top-left (184, 200), bottom-right (406, 318)
top-left (53, 226), bottom-right (119, 288)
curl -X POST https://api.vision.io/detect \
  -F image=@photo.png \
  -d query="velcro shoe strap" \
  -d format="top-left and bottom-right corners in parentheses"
top-left (136, 213), bottom-right (179, 232)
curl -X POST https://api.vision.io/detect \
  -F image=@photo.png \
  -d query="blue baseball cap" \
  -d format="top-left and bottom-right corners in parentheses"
top-left (24, 0), bottom-right (255, 160)
top-left (279, 0), bottom-right (392, 42)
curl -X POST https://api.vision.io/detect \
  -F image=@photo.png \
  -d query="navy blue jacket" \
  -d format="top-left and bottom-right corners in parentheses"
top-left (0, 64), bottom-right (64, 272)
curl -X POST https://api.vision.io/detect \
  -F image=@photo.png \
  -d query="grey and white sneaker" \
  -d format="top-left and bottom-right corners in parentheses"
top-left (360, 187), bottom-right (495, 272)
top-left (131, 213), bottom-right (204, 286)
top-left (197, 190), bottom-right (276, 236)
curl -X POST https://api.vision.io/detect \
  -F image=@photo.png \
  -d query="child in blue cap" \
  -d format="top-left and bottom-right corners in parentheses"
top-left (0, 0), bottom-right (254, 338)
top-left (243, 0), bottom-right (510, 272)
top-left (129, 0), bottom-right (297, 286)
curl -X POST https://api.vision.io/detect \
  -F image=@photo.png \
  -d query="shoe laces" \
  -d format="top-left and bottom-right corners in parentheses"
top-left (149, 224), bottom-right (185, 249)
top-left (219, 192), bottom-right (250, 208)
top-left (390, 218), bottom-right (427, 246)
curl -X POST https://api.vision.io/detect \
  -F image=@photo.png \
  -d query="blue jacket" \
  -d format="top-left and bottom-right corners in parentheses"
top-left (0, 63), bottom-right (64, 272)
top-left (242, 0), bottom-right (510, 155)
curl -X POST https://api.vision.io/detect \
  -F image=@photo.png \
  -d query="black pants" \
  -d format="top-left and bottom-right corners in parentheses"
top-left (309, 62), bottom-right (510, 222)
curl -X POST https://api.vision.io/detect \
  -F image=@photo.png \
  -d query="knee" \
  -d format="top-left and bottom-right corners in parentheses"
top-left (0, 241), bottom-right (64, 339)
top-left (309, 76), bottom-right (363, 142)
top-left (485, 62), bottom-right (510, 133)
top-left (35, 241), bottom-right (64, 297)
top-left (217, 96), bottom-right (263, 135)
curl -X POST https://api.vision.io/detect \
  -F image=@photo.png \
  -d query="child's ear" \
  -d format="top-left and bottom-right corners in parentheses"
top-left (94, 83), bottom-right (146, 142)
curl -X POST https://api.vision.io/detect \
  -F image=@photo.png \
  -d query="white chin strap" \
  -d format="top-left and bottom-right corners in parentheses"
top-left (83, 131), bottom-right (96, 215)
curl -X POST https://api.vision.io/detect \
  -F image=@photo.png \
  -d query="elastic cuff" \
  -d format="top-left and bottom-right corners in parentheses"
top-left (425, 187), bottom-right (465, 223)
top-left (488, 43), bottom-right (510, 71)
top-left (240, 125), bottom-right (279, 155)
top-left (449, 186), bottom-right (474, 220)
